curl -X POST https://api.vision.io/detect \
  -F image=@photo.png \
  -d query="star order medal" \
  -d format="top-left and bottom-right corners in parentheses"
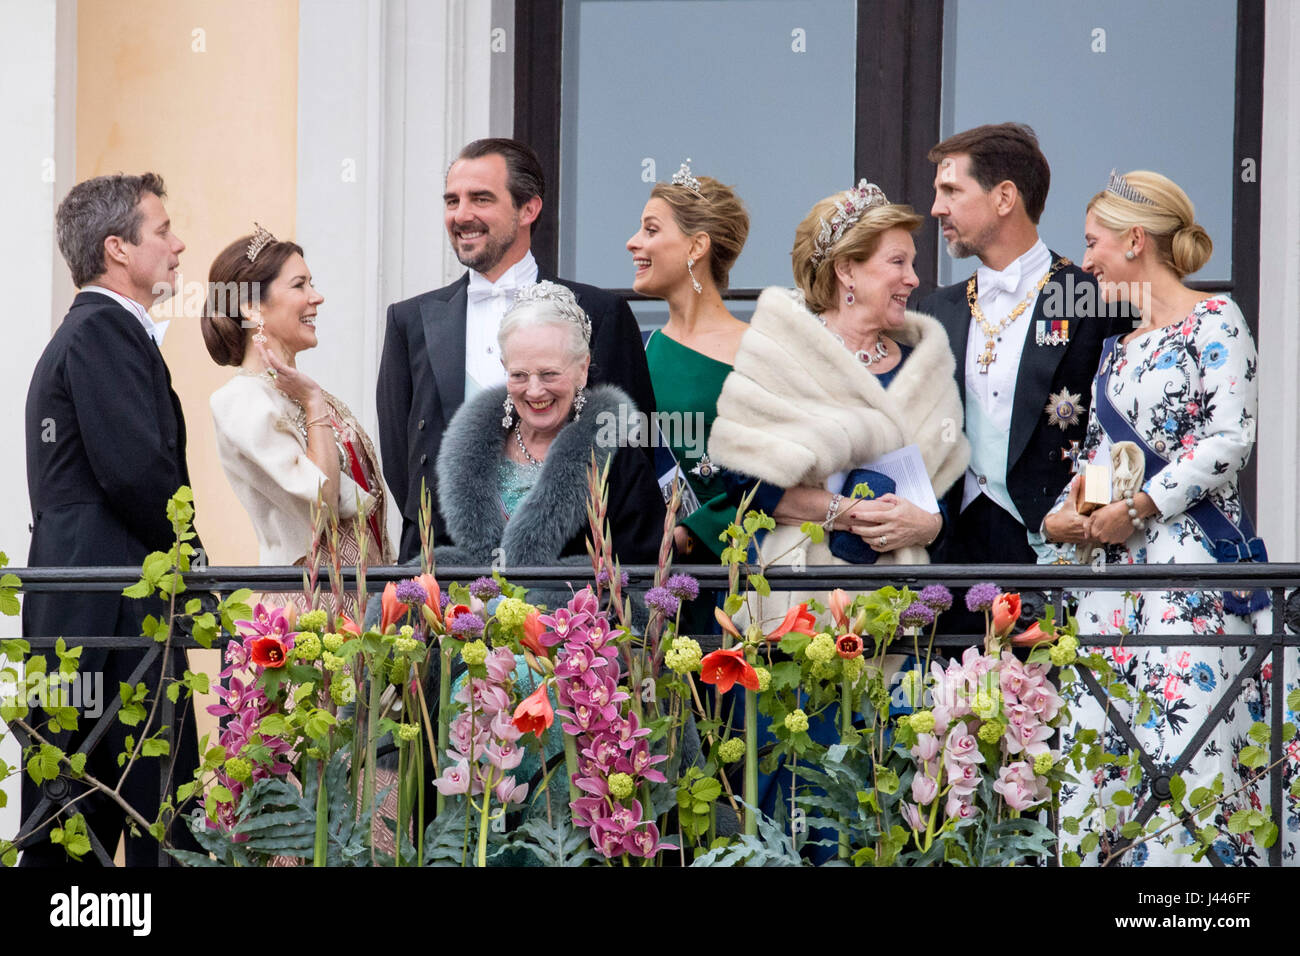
top-left (690, 455), bottom-right (718, 480)
top-left (1045, 389), bottom-right (1082, 431)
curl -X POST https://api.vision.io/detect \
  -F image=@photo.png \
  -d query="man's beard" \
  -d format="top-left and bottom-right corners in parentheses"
top-left (941, 219), bottom-right (997, 261)
top-left (453, 212), bottom-right (521, 274)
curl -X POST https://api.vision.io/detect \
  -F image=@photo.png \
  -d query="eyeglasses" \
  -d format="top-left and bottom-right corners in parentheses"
top-left (506, 362), bottom-right (575, 387)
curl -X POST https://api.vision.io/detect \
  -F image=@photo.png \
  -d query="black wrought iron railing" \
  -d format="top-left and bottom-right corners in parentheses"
top-left (6, 562), bottom-right (1298, 867)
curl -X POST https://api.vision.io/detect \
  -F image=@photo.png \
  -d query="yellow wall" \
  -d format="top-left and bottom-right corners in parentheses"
top-left (76, 0), bottom-right (299, 752)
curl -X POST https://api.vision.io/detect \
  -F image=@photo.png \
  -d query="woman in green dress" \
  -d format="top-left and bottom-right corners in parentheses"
top-left (626, 161), bottom-right (751, 560)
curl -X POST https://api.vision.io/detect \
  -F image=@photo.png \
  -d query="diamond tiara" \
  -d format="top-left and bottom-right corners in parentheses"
top-left (809, 180), bottom-right (890, 268)
top-left (246, 222), bottom-right (277, 263)
top-left (509, 280), bottom-right (592, 344)
top-left (1105, 169), bottom-right (1156, 207)
top-left (670, 158), bottom-right (705, 199)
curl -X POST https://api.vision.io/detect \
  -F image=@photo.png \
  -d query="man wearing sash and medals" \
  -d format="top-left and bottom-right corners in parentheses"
top-left (921, 124), bottom-right (1124, 589)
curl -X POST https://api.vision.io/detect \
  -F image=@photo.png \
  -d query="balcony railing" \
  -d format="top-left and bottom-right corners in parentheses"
top-left (6, 562), bottom-right (1298, 867)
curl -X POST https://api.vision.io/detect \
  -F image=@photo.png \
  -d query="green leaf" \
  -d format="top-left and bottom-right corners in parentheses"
top-left (142, 737), bottom-right (170, 758)
top-left (768, 661), bottom-right (802, 692)
top-left (1254, 821), bottom-right (1279, 848)
top-left (166, 682), bottom-right (181, 703)
top-left (1111, 789), bottom-right (1134, 806)
top-left (1062, 850), bottom-right (1081, 867)
top-left (210, 784), bottom-right (234, 805)
top-left (258, 714), bottom-right (289, 737)
top-left (1238, 745), bottom-right (1267, 769)
top-left (177, 781), bottom-right (196, 802)
top-left (799, 521), bottom-right (826, 544)
top-left (1247, 721), bottom-right (1270, 746)
top-left (1079, 832), bottom-right (1099, 854)
top-left (1062, 815), bottom-right (1080, 835)
top-left (1227, 811), bottom-right (1253, 834)
top-left (39, 742), bottom-right (62, 780)
top-left (1, 638), bottom-right (30, 660)
top-left (747, 573), bottom-right (771, 597)
top-left (1168, 774), bottom-right (1186, 806)
top-left (723, 593), bottom-right (744, 616)
top-left (68, 753), bottom-right (86, 777)
top-left (1287, 687), bottom-right (1300, 712)
top-left (875, 767), bottom-right (900, 796)
top-left (691, 777), bottom-right (722, 803)
top-left (1120, 821), bottom-right (1143, 839)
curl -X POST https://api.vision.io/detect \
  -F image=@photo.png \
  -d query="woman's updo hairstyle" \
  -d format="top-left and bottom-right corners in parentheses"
top-left (648, 174), bottom-right (749, 291)
top-left (792, 184), bottom-right (923, 315)
top-left (201, 232), bottom-right (305, 366)
top-left (1087, 170), bottom-right (1212, 279)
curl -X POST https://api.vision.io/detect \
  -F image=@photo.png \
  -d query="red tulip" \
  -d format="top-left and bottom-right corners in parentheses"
top-left (767, 603), bottom-right (817, 642)
top-left (380, 582), bottom-right (403, 633)
top-left (836, 633), bottom-right (864, 660)
top-left (512, 683), bottom-right (554, 738)
top-left (991, 592), bottom-right (1021, 637)
top-left (699, 645), bottom-right (760, 694)
top-left (520, 608), bottom-right (546, 657)
top-left (1011, 621), bottom-right (1054, 648)
top-left (250, 635), bottom-right (290, 669)
top-left (829, 590), bottom-right (851, 629)
top-left (418, 572), bottom-right (442, 624)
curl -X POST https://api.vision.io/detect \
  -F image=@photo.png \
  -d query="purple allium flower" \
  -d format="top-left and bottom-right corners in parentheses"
top-left (900, 602), bottom-right (935, 628)
top-left (595, 567), bottom-right (630, 589)
top-left (394, 579), bottom-right (428, 607)
top-left (449, 612), bottom-right (486, 636)
top-left (644, 586), bottom-right (680, 618)
top-left (965, 582), bottom-right (1001, 613)
top-left (918, 584), bottom-right (953, 612)
top-left (664, 573), bottom-right (700, 601)
top-left (469, 576), bottom-right (501, 600)
top-left (439, 591), bottom-right (451, 611)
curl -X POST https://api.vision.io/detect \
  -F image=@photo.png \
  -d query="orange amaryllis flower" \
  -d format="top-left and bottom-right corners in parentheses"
top-left (417, 573), bottom-right (442, 624)
top-left (767, 603), bottom-right (817, 642)
top-left (835, 633), bottom-right (864, 659)
top-left (829, 589), bottom-right (852, 629)
top-left (250, 635), bottom-right (290, 669)
top-left (1011, 621), bottom-right (1055, 648)
top-left (336, 614), bottom-right (362, 637)
top-left (380, 582), bottom-right (403, 633)
top-left (512, 683), bottom-right (554, 738)
top-left (700, 645), bottom-right (760, 694)
top-left (991, 592), bottom-right (1021, 637)
top-left (520, 608), bottom-right (547, 657)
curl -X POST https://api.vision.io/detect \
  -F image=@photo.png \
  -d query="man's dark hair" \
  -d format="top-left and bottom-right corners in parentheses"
top-left (56, 172), bottom-right (167, 287)
top-left (455, 138), bottom-right (546, 233)
top-left (928, 123), bottom-right (1051, 224)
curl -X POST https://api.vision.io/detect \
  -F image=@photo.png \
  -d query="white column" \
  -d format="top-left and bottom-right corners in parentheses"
top-left (0, 0), bottom-right (65, 844)
top-left (1258, 0), bottom-right (1300, 562)
top-left (296, 0), bottom-right (493, 547)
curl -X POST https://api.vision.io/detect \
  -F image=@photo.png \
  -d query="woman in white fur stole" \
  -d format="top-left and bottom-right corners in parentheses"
top-left (709, 182), bottom-right (969, 628)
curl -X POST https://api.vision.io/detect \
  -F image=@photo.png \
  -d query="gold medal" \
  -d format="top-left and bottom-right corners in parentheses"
top-left (1045, 389), bottom-right (1082, 431)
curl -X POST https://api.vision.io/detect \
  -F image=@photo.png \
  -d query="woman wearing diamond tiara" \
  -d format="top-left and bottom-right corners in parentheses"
top-left (433, 281), bottom-right (665, 576)
top-left (708, 182), bottom-right (969, 619)
top-left (627, 162), bottom-right (751, 561)
top-left (203, 227), bottom-right (394, 613)
top-left (1042, 171), bottom-right (1285, 867)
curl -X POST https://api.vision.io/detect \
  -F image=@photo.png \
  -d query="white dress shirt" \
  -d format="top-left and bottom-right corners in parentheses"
top-left (960, 238), bottom-right (1050, 511)
top-left (82, 284), bottom-right (170, 347)
top-left (464, 251), bottom-right (538, 396)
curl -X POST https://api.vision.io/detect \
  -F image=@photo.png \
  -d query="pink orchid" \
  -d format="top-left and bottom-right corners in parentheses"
top-left (485, 740), bottom-right (523, 771)
top-left (993, 761), bottom-right (1050, 811)
top-left (900, 802), bottom-right (925, 832)
top-left (912, 733), bottom-right (940, 764)
top-left (484, 646), bottom-right (516, 683)
top-left (495, 776), bottom-right (529, 805)
top-left (944, 722), bottom-right (983, 765)
top-left (911, 772), bottom-right (939, 805)
top-left (432, 760), bottom-right (472, 796)
top-left (945, 793), bottom-right (977, 820)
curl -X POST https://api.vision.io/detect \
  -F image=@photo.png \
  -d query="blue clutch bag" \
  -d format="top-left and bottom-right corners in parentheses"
top-left (828, 469), bottom-right (895, 564)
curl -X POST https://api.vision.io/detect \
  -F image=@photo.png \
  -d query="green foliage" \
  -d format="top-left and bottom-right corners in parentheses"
top-left (507, 815), bottom-right (603, 868)
top-left (689, 800), bottom-right (804, 867)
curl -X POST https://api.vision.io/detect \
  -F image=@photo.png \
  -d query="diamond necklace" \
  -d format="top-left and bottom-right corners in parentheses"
top-left (816, 315), bottom-right (890, 366)
top-left (514, 425), bottom-right (543, 466)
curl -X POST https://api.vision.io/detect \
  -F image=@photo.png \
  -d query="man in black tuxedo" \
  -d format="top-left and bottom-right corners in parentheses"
top-left (21, 173), bottom-right (201, 864)
top-left (921, 124), bottom-right (1129, 585)
top-left (378, 138), bottom-right (655, 561)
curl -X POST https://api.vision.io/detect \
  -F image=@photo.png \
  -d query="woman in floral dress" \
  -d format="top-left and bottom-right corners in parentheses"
top-left (1043, 171), bottom-right (1294, 866)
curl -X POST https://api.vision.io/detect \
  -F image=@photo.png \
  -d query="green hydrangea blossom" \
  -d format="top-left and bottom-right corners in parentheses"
top-left (608, 772), bottom-right (635, 800)
top-left (973, 689), bottom-right (1002, 720)
top-left (461, 640), bottom-right (488, 667)
top-left (397, 723), bottom-right (420, 742)
top-left (322, 633), bottom-right (344, 653)
top-left (784, 709), bottom-right (809, 733)
top-left (330, 676), bottom-right (355, 706)
top-left (805, 632), bottom-right (837, 663)
top-left (296, 609), bottom-right (327, 633)
top-left (1033, 751), bottom-right (1054, 775)
top-left (295, 632), bottom-right (322, 662)
top-left (395, 636), bottom-right (421, 654)
top-left (754, 667), bottom-right (772, 692)
top-left (908, 710), bottom-right (936, 735)
top-left (717, 737), bottom-right (745, 763)
top-left (321, 651), bottom-right (345, 672)
top-left (977, 719), bottom-right (1005, 744)
top-left (224, 756), bottom-right (252, 783)
top-left (495, 597), bottom-right (530, 632)
top-left (665, 636), bottom-right (703, 674)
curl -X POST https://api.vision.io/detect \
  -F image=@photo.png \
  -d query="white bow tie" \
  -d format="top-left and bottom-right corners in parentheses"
top-left (467, 283), bottom-right (518, 305)
top-left (977, 263), bottom-right (1021, 298)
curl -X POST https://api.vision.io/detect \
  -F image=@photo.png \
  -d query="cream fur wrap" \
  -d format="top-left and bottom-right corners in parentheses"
top-left (708, 287), bottom-right (970, 626)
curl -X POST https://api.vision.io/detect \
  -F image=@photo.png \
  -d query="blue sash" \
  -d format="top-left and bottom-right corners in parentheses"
top-left (1092, 336), bottom-right (1268, 615)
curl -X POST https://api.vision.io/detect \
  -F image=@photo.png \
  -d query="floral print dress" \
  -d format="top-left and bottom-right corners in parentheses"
top-left (1046, 297), bottom-right (1297, 866)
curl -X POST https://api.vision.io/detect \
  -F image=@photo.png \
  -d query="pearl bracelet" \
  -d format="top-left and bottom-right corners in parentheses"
top-left (1125, 493), bottom-right (1146, 530)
